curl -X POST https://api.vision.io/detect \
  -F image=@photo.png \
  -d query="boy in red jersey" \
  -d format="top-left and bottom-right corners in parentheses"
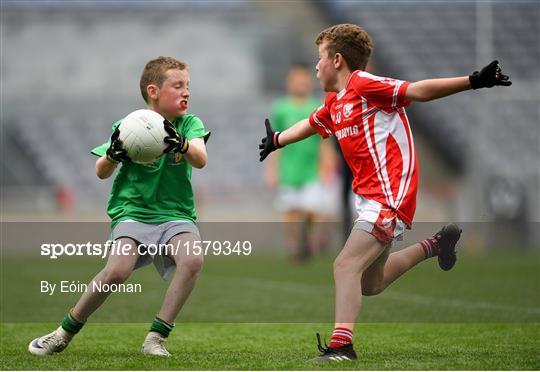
top-left (259, 24), bottom-right (511, 362)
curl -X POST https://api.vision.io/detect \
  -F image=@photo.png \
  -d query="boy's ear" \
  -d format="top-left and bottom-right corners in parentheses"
top-left (147, 84), bottom-right (159, 100)
top-left (334, 53), bottom-right (344, 69)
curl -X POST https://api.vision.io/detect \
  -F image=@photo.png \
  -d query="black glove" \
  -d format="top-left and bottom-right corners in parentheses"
top-left (469, 60), bottom-right (512, 89)
top-left (259, 118), bottom-right (283, 162)
top-left (106, 127), bottom-right (130, 163)
top-left (163, 119), bottom-right (189, 154)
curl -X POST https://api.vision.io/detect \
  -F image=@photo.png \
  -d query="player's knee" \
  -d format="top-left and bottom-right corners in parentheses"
top-left (178, 255), bottom-right (204, 275)
top-left (333, 257), bottom-right (345, 273)
top-left (333, 256), bottom-right (358, 276)
top-left (102, 267), bottom-right (132, 285)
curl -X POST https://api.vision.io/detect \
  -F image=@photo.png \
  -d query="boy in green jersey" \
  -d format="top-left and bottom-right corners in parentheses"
top-left (265, 64), bottom-right (336, 262)
top-left (29, 56), bottom-right (210, 357)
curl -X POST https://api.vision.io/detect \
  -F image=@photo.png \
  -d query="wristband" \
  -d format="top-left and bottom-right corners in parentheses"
top-left (106, 154), bottom-right (119, 165)
top-left (469, 73), bottom-right (480, 90)
top-left (273, 131), bottom-right (282, 148)
top-left (179, 140), bottom-right (190, 154)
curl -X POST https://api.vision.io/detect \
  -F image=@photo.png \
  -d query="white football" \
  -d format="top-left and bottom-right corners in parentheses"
top-left (118, 109), bottom-right (169, 164)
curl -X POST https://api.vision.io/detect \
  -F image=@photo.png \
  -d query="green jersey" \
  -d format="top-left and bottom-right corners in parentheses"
top-left (271, 96), bottom-right (321, 187)
top-left (91, 114), bottom-right (209, 228)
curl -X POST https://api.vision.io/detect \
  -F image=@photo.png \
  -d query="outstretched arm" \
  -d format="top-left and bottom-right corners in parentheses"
top-left (405, 77), bottom-right (471, 102)
top-left (259, 118), bottom-right (316, 162)
top-left (278, 118), bottom-right (317, 146)
top-left (405, 60), bottom-right (511, 102)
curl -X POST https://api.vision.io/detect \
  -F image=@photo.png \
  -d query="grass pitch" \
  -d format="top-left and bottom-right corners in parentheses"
top-left (1, 251), bottom-right (539, 370)
top-left (1, 322), bottom-right (539, 370)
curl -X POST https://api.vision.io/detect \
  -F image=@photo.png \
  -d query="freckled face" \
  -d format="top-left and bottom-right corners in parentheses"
top-left (154, 69), bottom-right (190, 119)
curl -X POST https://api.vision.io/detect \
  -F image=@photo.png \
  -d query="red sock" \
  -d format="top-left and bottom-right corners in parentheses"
top-left (328, 327), bottom-right (353, 348)
top-left (420, 236), bottom-right (439, 258)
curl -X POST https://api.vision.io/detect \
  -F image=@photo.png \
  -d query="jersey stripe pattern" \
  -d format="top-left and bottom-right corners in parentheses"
top-left (309, 70), bottom-right (418, 227)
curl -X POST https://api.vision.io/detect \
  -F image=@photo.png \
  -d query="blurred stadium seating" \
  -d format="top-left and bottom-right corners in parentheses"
top-left (2, 1), bottom-right (277, 211)
top-left (1, 1), bottom-right (538, 228)
top-left (320, 1), bottom-right (539, 224)
top-left (325, 1), bottom-right (538, 171)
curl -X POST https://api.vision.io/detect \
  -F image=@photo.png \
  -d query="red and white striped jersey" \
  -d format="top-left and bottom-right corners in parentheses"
top-left (309, 70), bottom-right (418, 227)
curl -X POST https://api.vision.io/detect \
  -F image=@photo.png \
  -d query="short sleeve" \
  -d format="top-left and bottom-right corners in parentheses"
top-left (309, 104), bottom-right (333, 139)
top-left (184, 116), bottom-right (210, 143)
top-left (351, 71), bottom-right (411, 110)
top-left (91, 120), bottom-right (121, 157)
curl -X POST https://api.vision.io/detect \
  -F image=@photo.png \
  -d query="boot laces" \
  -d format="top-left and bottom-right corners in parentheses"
top-left (40, 331), bottom-right (66, 348)
top-left (316, 333), bottom-right (332, 354)
top-left (151, 334), bottom-right (169, 354)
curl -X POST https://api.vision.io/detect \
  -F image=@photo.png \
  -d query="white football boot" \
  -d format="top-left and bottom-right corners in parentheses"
top-left (28, 326), bottom-right (73, 356)
top-left (141, 331), bottom-right (172, 357)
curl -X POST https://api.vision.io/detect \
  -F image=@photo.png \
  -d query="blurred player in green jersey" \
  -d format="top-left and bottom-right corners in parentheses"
top-left (265, 64), bottom-right (338, 263)
top-left (29, 56), bottom-right (210, 357)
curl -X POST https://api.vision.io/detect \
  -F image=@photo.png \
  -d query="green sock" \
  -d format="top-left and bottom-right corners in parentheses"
top-left (149, 316), bottom-right (174, 338)
top-left (60, 310), bottom-right (85, 334)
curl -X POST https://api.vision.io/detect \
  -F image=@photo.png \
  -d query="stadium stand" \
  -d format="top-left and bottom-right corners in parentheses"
top-left (2, 2), bottom-right (269, 210)
top-left (2, 1), bottom-right (538, 224)
top-left (316, 1), bottom-right (539, 222)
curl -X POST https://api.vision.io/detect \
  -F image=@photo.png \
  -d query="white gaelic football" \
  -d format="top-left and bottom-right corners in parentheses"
top-left (119, 109), bottom-right (169, 164)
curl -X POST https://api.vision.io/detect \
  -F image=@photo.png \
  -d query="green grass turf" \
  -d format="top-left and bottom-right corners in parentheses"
top-left (1, 252), bottom-right (539, 369)
top-left (1, 323), bottom-right (539, 370)
top-left (2, 251), bottom-right (539, 323)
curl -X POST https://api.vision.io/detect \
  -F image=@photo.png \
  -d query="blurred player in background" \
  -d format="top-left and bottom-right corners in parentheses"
top-left (265, 64), bottom-right (337, 263)
top-left (259, 24), bottom-right (511, 362)
top-left (29, 56), bottom-right (210, 357)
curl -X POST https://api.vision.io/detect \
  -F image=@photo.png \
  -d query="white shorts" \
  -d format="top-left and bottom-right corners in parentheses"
top-left (274, 181), bottom-right (338, 215)
top-left (353, 194), bottom-right (406, 245)
top-left (111, 219), bottom-right (201, 280)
